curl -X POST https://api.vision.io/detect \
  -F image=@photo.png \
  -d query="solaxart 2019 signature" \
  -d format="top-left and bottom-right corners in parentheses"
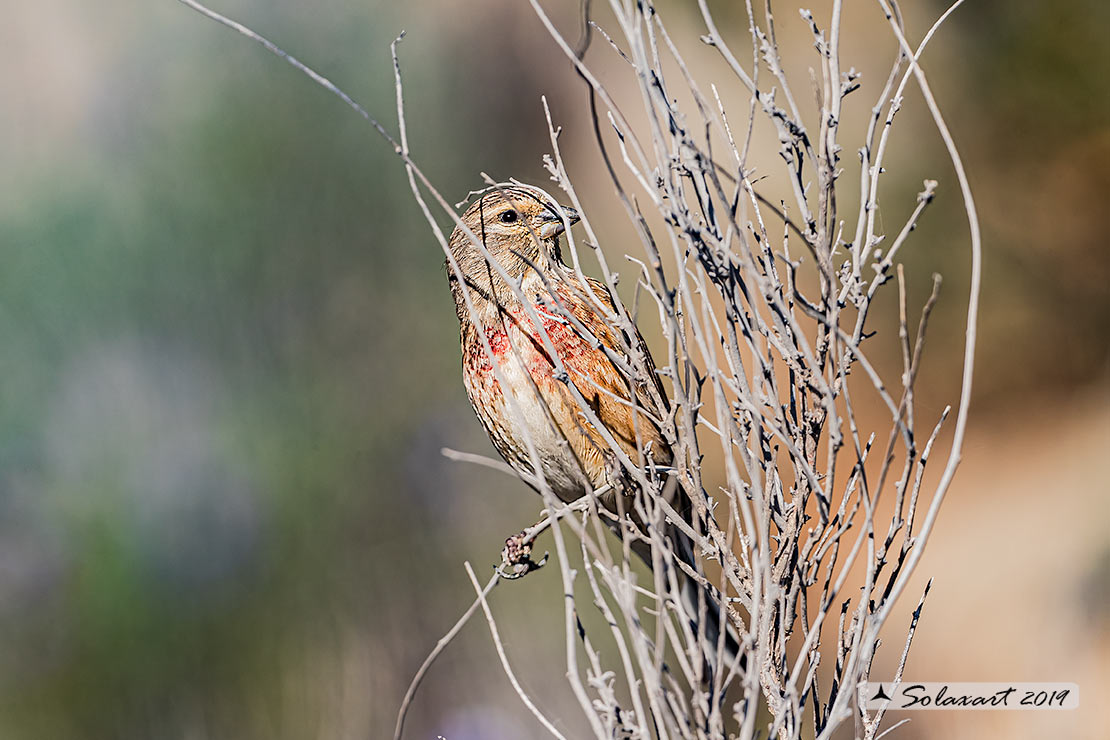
top-left (864, 682), bottom-right (1079, 710)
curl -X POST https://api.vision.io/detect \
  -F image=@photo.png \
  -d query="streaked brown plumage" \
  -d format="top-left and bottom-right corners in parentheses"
top-left (446, 183), bottom-right (734, 664)
top-left (447, 184), bottom-right (670, 517)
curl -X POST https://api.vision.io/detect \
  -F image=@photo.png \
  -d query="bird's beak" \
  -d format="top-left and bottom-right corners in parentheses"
top-left (536, 205), bottom-right (581, 239)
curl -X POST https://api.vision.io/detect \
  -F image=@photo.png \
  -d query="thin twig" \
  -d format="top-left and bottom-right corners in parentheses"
top-left (393, 570), bottom-right (499, 740)
top-left (465, 562), bottom-right (568, 739)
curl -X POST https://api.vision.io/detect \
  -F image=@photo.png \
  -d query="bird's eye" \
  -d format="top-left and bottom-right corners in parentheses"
top-left (499, 210), bottom-right (519, 224)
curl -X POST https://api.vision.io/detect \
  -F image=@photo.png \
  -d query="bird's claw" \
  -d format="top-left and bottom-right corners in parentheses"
top-left (497, 532), bottom-right (548, 579)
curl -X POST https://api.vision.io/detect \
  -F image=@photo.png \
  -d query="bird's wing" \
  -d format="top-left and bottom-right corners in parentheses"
top-left (553, 275), bottom-right (671, 466)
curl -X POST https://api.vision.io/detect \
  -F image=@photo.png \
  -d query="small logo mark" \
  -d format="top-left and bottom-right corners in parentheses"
top-left (870, 684), bottom-right (892, 702)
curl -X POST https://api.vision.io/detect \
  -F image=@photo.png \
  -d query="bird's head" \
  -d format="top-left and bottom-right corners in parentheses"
top-left (448, 184), bottom-right (580, 286)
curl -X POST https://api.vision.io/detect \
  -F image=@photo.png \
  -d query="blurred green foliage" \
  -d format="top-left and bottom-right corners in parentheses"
top-left (0, 1), bottom-right (582, 736)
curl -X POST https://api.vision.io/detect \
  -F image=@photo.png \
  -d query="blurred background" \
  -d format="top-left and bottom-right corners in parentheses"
top-left (1, 0), bottom-right (1105, 738)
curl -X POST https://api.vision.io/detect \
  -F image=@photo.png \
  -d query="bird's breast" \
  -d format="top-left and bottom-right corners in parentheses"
top-left (466, 300), bottom-right (595, 378)
top-left (460, 300), bottom-right (603, 498)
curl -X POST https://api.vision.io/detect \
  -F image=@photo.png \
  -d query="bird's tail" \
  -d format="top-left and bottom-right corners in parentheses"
top-left (670, 523), bottom-right (743, 676)
top-left (619, 483), bottom-right (743, 678)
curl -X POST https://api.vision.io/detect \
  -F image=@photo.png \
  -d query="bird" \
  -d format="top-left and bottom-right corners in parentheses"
top-left (445, 182), bottom-right (737, 666)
